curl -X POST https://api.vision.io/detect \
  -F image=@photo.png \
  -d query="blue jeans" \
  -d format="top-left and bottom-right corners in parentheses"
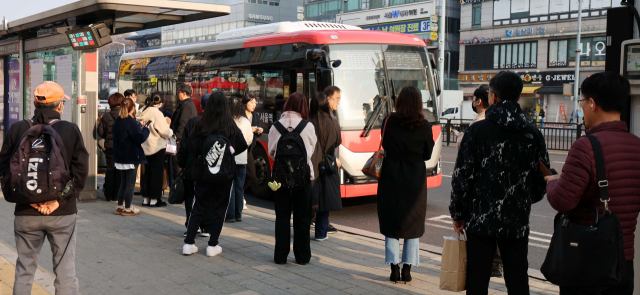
top-left (227, 165), bottom-right (246, 220)
top-left (385, 237), bottom-right (420, 266)
top-left (314, 211), bottom-right (329, 239)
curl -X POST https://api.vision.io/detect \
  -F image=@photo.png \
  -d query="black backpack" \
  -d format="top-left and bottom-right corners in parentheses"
top-left (272, 120), bottom-right (310, 189)
top-left (193, 133), bottom-right (236, 182)
top-left (2, 119), bottom-right (71, 204)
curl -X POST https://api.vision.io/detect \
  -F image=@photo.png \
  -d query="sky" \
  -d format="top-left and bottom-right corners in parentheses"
top-left (3, 0), bottom-right (79, 22)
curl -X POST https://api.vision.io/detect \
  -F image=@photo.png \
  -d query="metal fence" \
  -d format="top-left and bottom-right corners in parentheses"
top-left (440, 119), bottom-right (584, 151)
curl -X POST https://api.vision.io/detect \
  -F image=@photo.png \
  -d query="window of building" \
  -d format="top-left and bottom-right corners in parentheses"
top-left (305, 1), bottom-right (341, 18)
top-left (362, 0), bottom-right (369, 10)
top-left (202, 26), bottom-right (208, 36)
top-left (222, 23), bottom-right (229, 32)
top-left (493, 42), bottom-right (537, 69)
top-left (464, 44), bottom-right (494, 70)
top-left (195, 27), bottom-right (203, 37)
top-left (230, 22), bottom-right (237, 30)
top-left (472, 3), bottom-right (482, 29)
top-left (446, 17), bottom-right (460, 35)
top-left (346, 0), bottom-right (360, 12)
top-left (370, 0), bottom-right (384, 9)
top-left (549, 37), bottom-right (606, 67)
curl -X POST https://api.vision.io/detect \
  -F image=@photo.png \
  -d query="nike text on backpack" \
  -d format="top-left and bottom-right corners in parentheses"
top-left (2, 119), bottom-right (72, 204)
top-left (272, 120), bottom-right (310, 189)
top-left (193, 133), bottom-right (236, 182)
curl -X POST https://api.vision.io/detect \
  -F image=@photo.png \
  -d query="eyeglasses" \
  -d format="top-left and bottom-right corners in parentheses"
top-left (578, 98), bottom-right (587, 107)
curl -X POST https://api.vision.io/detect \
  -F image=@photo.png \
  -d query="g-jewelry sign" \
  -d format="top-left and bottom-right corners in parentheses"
top-left (248, 14), bottom-right (273, 21)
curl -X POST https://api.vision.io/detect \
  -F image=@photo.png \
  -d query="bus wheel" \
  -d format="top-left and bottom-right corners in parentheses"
top-left (251, 147), bottom-right (273, 200)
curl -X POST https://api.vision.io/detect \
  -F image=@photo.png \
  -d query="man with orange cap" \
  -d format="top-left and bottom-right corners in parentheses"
top-left (0, 81), bottom-right (88, 295)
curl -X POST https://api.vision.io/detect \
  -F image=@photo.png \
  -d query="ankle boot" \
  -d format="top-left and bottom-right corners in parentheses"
top-left (389, 263), bottom-right (400, 283)
top-left (401, 264), bottom-right (412, 283)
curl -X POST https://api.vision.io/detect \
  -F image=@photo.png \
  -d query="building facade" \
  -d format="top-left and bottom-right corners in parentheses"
top-left (161, 0), bottom-right (304, 48)
top-left (307, 0), bottom-right (461, 89)
top-left (458, 0), bottom-right (622, 124)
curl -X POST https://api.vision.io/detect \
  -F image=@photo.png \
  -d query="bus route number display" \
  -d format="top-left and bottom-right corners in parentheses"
top-left (68, 31), bottom-right (95, 48)
top-left (65, 23), bottom-right (112, 50)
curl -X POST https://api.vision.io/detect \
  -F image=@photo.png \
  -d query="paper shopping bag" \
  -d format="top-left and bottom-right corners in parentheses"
top-left (439, 231), bottom-right (467, 292)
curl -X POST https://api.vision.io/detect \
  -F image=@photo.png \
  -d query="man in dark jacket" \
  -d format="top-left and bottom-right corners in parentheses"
top-left (170, 84), bottom-right (197, 181)
top-left (450, 71), bottom-right (549, 294)
top-left (546, 72), bottom-right (640, 295)
top-left (0, 81), bottom-right (88, 294)
top-left (177, 94), bottom-right (214, 236)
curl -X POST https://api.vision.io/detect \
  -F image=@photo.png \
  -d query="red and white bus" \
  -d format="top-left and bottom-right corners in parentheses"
top-left (119, 21), bottom-right (443, 199)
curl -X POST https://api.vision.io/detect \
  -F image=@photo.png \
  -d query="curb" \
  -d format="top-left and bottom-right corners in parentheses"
top-left (246, 204), bottom-right (548, 282)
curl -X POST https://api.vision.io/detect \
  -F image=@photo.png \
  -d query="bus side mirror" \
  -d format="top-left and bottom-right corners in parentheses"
top-left (433, 68), bottom-right (442, 96)
top-left (316, 67), bottom-right (333, 92)
top-left (306, 49), bottom-right (329, 67)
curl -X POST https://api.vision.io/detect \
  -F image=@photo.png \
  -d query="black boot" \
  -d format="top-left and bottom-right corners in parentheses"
top-left (401, 264), bottom-right (412, 283)
top-left (389, 264), bottom-right (400, 283)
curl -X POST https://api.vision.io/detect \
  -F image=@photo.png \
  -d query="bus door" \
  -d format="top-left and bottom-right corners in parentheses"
top-left (292, 69), bottom-right (316, 101)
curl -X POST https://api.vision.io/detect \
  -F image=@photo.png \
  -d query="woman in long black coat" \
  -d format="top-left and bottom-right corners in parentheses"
top-left (377, 86), bottom-right (434, 283)
top-left (98, 93), bottom-right (124, 201)
top-left (310, 91), bottom-right (342, 241)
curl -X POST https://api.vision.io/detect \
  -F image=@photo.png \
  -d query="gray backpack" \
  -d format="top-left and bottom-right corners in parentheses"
top-left (3, 119), bottom-right (71, 204)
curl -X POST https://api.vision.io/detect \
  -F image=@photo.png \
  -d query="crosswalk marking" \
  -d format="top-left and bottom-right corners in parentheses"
top-left (426, 215), bottom-right (551, 247)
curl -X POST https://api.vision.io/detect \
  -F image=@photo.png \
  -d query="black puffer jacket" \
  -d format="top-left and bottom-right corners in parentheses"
top-left (449, 100), bottom-right (549, 238)
top-left (97, 106), bottom-right (120, 150)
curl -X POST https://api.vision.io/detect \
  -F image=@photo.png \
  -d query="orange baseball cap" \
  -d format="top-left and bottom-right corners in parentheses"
top-left (33, 81), bottom-right (70, 104)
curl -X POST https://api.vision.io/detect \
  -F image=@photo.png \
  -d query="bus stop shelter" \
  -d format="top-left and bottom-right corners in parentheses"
top-left (0, 0), bottom-right (230, 200)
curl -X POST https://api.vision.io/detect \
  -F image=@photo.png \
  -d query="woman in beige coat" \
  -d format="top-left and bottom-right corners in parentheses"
top-left (136, 92), bottom-right (174, 207)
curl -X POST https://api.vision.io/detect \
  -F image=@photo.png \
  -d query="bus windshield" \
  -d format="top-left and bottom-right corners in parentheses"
top-left (328, 44), bottom-right (438, 131)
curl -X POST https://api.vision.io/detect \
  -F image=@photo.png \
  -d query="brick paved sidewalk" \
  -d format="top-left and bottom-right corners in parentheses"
top-left (0, 177), bottom-right (559, 295)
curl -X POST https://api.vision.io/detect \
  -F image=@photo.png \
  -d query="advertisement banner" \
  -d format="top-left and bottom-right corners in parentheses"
top-left (361, 19), bottom-right (434, 35)
top-left (7, 58), bottom-right (20, 128)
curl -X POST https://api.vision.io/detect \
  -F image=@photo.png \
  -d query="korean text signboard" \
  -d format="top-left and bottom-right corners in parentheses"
top-left (361, 20), bottom-right (435, 35)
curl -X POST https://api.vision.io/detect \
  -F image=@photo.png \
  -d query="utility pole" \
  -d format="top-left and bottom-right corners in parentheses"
top-left (438, 0), bottom-right (446, 101)
top-left (573, 0), bottom-right (583, 123)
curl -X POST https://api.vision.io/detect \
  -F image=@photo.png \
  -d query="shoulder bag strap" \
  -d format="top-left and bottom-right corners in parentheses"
top-left (378, 117), bottom-right (390, 151)
top-left (292, 120), bottom-right (309, 134)
top-left (273, 121), bottom-right (288, 135)
top-left (586, 135), bottom-right (610, 213)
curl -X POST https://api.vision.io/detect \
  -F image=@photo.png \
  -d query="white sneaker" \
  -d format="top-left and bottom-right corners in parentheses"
top-left (199, 231), bottom-right (211, 237)
top-left (182, 244), bottom-right (198, 255)
top-left (315, 236), bottom-right (328, 242)
top-left (206, 245), bottom-right (222, 257)
top-left (243, 199), bottom-right (248, 210)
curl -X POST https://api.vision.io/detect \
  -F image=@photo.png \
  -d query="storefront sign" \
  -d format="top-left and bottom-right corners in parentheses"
top-left (461, 0), bottom-right (487, 3)
top-left (361, 19), bottom-right (435, 34)
top-left (337, 1), bottom-right (435, 26)
top-left (248, 14), bottom-right (274, 21)
top-left (0, 43), bottom-right (19, 55)
top-left (557, 103), bottom-right (568, 123)
top-left (430, 32), bottom-right (438, 40)
top-left (460, 36), bottom-right (502, 44)
top-left (384, 9), bottom-right (419, 19)
top-left (459, 71), bottom-right (575, 86)
top-left (505, 27), bottom-right (546, 38)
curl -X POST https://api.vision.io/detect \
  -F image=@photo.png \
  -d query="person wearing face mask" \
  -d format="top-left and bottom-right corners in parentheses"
top-left (456, 85), bottom-right (489, 151)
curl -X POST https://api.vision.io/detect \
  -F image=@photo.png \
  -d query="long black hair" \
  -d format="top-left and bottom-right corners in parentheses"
top-left (195, 91), bottom-right (237, 138)
top-left (310, 92), bottom-right (330, 120)
top-left (142, 91), bottom-right (164, 112)
top-left (310, 92), bottom-right (333, 143)
top-left (391, 86), bottom-right (424, 130)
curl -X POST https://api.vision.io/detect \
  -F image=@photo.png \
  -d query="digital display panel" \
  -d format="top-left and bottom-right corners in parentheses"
top-left (65, 24), bottom-right (111, 50)
top-left (68, 30), bottom-right (96, 49)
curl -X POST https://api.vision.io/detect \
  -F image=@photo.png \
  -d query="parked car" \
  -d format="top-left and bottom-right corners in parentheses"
top-left (98, 100), bottom-right (110, 116)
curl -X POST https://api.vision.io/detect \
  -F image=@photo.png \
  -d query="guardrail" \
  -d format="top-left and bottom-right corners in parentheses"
top-left (440, 119), bottom-right (584, 151)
